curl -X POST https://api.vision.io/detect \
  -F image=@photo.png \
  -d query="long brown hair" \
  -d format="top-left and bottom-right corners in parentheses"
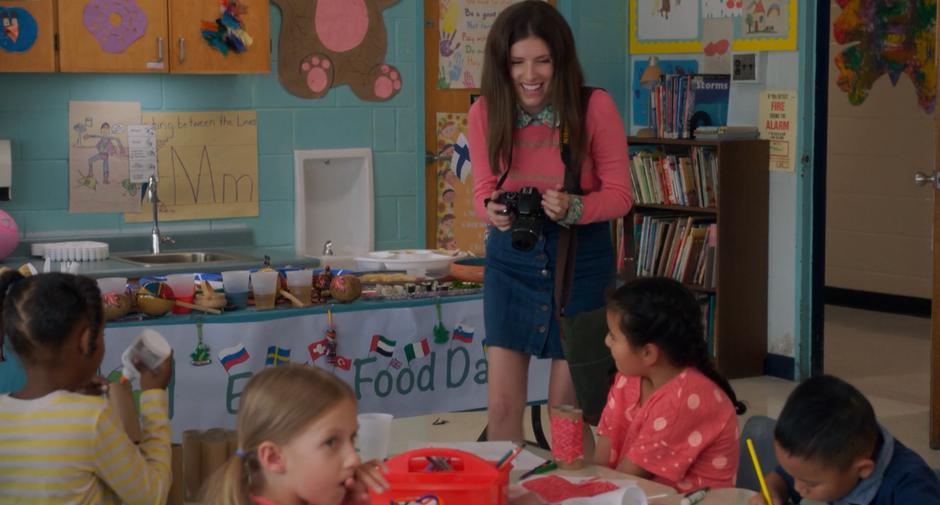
top-left (202, 365), bottom-right (356, 505)
top-left (480, 1), bottom-right (587, 176)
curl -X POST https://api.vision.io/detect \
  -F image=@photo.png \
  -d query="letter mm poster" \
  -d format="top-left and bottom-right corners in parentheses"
top-left (759, 90), bottom-right (797, 172)
top-left (99, 299), bottom-right (551, 442)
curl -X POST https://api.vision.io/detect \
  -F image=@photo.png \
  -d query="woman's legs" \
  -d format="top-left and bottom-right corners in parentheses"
top-left (486, 346), bottom-right (530, 443)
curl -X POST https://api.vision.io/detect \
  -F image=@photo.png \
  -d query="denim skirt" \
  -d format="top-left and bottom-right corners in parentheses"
top-left (483, 221), bottom-right (614, 359)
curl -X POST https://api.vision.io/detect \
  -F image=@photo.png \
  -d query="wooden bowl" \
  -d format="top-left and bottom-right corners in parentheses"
top-left (136, 282), bottom-right (176, 317)
top-left (450, 258), bottom-right (485, 283)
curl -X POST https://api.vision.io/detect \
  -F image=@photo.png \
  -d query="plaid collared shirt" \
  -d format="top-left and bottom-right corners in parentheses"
top-left (516, 104), bottom-right (559, 128)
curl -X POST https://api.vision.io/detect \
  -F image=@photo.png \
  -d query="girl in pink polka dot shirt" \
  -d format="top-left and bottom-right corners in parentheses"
top-left (593, 277), bottom-right (747, 493)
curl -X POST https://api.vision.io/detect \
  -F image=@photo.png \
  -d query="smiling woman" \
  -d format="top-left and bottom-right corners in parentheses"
top-left (465, 0), bottom-right (632, 444)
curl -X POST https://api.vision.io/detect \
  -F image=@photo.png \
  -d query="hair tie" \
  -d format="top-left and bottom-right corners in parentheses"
top-left (235, 448), bottom-right (247, 458)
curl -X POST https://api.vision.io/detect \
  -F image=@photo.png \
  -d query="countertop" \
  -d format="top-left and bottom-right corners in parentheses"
top-left (0, 230), bottom-right (323, 279)
top-left (1, 245), bottom-right (321, 279)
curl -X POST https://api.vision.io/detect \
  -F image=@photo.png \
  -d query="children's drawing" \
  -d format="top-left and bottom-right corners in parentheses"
top-left (833, 0), bottom-right (936, 113)
top-left (82, 0), bottom-right (148, 54)
top-left (740, 0), bottom-right (786, 35)
top-left (703, 0), bottom-right (743, 18)
top-left (636, 0), bottom-right (700, 42)
top-left (703, 18), bottom-right (733, 73)
top-left (85, 122), bottom-right (127, 185)
top-left (0, 7), bottom-right (38, 53)
top-left (270, 0), bottom-right (402, 101)
top-left (69, 101), bottom-right (141, 213)
top-left (438, 0), bottom-right (530, 89)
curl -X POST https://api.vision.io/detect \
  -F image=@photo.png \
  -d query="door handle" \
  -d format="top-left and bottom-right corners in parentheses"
top-left (178, 37), bottom-right (186, 64)
top-left (914, 171), bottom-right (940, 189)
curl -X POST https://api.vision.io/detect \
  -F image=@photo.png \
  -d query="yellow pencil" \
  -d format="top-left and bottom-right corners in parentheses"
top-left (746, 438), bottom-right (774, 505)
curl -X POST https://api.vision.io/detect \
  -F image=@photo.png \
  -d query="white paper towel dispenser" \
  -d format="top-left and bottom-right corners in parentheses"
top-left (0, 140), bottom-right (10, 201)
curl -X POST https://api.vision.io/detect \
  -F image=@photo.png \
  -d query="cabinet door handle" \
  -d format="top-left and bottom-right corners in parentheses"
top-left (156, 37), bottom-right (164, 63)
top-left (178, 37), bottom-right (186, 64)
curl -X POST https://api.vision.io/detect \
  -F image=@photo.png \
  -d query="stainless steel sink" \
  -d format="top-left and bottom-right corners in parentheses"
top-left (114, 251), bottom-right (257, 267)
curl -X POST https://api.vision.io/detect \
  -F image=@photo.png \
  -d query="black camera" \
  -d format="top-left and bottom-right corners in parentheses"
top-left (494, 186), bottom-right (545, 252)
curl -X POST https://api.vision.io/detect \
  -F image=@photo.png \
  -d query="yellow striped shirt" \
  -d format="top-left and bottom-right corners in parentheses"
top-left (0, 389), bottom-right (171, 504)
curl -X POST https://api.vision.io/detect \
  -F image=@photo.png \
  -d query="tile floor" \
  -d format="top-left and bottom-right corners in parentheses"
top-left (388, 305), bottom-right (940, 469)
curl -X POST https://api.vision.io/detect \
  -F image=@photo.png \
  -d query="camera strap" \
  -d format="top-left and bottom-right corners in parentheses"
top-left (555, 87), bottom-right (599, 322)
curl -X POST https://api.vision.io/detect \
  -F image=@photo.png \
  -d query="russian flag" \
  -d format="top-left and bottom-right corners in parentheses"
top-left (218, 344), bottom-right (249, 372)
top-left (452, 324), bottom-right (475, 344)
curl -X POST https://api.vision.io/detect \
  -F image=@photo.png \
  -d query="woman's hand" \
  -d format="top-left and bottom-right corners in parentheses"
top-left (486, 190), bottom-right (512, 232)
top-left (343, 459), bottom-right (390, 503)
top-left (542, 185), bottom-right (570, 221)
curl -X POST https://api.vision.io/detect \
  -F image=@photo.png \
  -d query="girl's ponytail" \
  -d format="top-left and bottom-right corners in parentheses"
top-left (0, 269), bottom-right (25, 361)
top-left (202, 452), bottom-right (254, 505)
top-left (608, 277), bottom-right (746, 415)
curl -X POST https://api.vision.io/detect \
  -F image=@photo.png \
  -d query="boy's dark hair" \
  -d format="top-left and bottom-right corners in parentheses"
top-left (0, 271), bottom-right (103, 363)
top-left (774, 374), bottom-right (879, 469)
top-left (607, 276), bottom-right (746, 415)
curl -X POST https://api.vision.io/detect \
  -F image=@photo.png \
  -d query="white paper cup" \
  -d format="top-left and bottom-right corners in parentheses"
top-left (96, 277), bottom-right (127, 295)
top-left (285, 269), bottom-right (312, 288)
top-left (250, 271), bottom-right (279, 310)
top-left (222, 270), bottom-right (250, 293)
top-left (357, 413), bottom-right (393, 461)
top-left (165, 273), bottom-right (195, 297)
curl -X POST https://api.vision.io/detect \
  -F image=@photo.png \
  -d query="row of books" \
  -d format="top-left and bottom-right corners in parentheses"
top-left (631, 213), bottom-right (717, 289)
top-left (696, 293), bottom-right (716, 357)
top-left (648, 74), bottom-right (730, 139)
top-left (629, 147), bottom-right (720, 207)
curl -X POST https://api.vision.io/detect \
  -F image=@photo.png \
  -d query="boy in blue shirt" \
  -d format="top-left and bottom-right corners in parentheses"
top-left (749, 375), bottom-right (940, 505)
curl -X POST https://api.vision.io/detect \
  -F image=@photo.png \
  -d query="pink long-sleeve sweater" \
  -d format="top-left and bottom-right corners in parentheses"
top-left (468, 89), bottom-right (633, 224)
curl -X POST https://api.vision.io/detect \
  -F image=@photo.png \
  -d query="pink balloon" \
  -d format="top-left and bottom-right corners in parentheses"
top-left (0, 209), bottom-right (19, 260)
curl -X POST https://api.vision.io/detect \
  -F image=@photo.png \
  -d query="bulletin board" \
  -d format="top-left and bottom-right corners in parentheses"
top-left (124, 110), bottom-right (259, 223)
top-left (629, 0), bottom-right (798, 54)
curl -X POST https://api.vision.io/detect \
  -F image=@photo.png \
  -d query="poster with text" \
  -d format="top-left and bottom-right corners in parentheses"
top-left (438, 0), bottom-right (540, 89)
top-left (436, 112), bottom-right (485, 255)
top-left (124, 110), bottom-right (259, 222)
top-left (69, 101), bottom-right (142, 213)
top-left (759, 90), bottom-right (797, 172)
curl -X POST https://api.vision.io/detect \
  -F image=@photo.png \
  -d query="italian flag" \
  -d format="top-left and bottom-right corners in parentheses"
top-left (370, 334), bottom-right (396, 357)
top-left (404, 338), bottom-right (430, 362)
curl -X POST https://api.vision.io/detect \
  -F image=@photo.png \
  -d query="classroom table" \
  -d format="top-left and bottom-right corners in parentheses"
top-left (649, 488), bottom-right (757, 504)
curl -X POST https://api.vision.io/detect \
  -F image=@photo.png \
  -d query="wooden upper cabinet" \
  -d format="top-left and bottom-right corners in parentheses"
top-left (168, 0), bottom-right (269, 74)
top-left (58, 0), bottom-right (168, 73)
top-left (0, 0), bottom-right (57, 72)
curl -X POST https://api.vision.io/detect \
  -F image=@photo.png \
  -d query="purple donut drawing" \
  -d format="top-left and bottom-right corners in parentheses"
top-left (82, 0), bottom-right (148, 54)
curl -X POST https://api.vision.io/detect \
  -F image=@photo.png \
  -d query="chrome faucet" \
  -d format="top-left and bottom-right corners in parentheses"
top-left (147, 175), bottom-right (174, 254)
top-left (323, 240), bottom-right (334, 256)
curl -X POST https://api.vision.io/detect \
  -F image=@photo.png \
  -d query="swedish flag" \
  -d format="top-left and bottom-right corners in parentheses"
top-left (265, 346), bottom-right (291, 366)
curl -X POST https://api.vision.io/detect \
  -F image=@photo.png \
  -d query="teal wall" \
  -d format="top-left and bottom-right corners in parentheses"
top-left (0, 1), bottom-right (627, 253)
top-left (0, 1), bottom-right (422, 252)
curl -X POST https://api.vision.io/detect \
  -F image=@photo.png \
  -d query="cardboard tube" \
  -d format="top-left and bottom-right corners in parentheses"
top-left (182, 429), bottom-right (203, 502)
top-left (550, 405), bottom-right (585, 470)
top-left (167, 443), bottom-right (184, 505)
top-left (107, 380), bottom-right (141, 443)
top-left (200, 428), bottom-right (230, 488)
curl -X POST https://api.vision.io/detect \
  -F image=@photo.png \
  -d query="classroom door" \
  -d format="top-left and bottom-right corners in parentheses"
top-left (929, 11), bottom-right (940, 447)
top-left (423, 0), bottom-right (476, 249)
top-left (423, 0), bottom-right (554, 253)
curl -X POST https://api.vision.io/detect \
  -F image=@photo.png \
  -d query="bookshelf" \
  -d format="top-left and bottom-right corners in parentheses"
top-left (622, 137), bottom-right (769, 378)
